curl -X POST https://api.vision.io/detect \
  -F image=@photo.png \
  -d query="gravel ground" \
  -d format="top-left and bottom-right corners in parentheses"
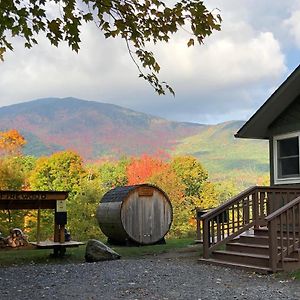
top-left (1, 257), bottom-right (300, 300)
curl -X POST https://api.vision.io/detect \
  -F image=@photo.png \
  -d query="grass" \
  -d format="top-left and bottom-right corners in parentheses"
top-left (291, 270), bottom-right (300, 280)
top-left (0, 238), bottom-right (195, 267)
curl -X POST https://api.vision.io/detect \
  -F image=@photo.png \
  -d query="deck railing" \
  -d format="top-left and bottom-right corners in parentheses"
top-left (266, 196), bottom-right (300, 272)
top-left (200, 186), bottom-right (300, 259)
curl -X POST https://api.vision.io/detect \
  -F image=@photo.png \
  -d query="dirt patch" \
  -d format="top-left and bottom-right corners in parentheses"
top-left (145, 243), bottom-right (202, 260)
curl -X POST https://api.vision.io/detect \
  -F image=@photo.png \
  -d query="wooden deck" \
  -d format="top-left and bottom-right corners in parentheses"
top-left (199, 186), bottom-right (300, 273)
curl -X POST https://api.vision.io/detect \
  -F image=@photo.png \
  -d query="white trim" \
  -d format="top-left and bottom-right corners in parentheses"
top-left (273, 131), bottom-right (300, 185)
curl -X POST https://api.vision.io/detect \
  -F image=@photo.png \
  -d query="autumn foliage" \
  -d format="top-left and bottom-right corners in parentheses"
top-left (0, 129), bottom-right (26, 155)
top-left (127, 154), bottom-right (168, 185)
top-left (0, 135), bottom-right (237, 240)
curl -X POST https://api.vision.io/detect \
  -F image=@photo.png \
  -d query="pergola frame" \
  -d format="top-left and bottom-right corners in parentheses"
top-left (0, 191), bottom-right (74, 254)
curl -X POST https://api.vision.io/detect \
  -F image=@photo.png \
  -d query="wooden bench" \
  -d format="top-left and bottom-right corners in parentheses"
top-left (31, 241), bottom-right (84, 256)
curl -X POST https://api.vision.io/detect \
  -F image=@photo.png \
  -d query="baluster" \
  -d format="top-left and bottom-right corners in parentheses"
top-left (245, 196), bottom-right (250, 224)
top-left (298, 203), bottom-right (300, 243)
top-left (280, 214), bottom-right (284, 269)
top-left (237, 200), bottom-right (240, 229)
top-left (211, 219), bottom-right (215, 245)
top-left (259, 191), bottom-right (265, 219)
top-left (286, 210), bottom-right (290, 255)
top-left (221, 215), bottom-right (225, 239)
top-left (227, 208), bottom-right (230, 237)
top-left (217, 215), bottom-right (221, 242)
top-left (292, 206), bottom-right (296, 251)
top-left (253, 191), bottom-right (259, 228)
top-left (232, 205), bottom-right (235, 233)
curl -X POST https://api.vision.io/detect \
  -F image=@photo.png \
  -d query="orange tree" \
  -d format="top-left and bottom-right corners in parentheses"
top-left (148, 166), bottom-right (188, 236)
top-left (127, 154), bottom-right (168, 185)
top-left (0, 129), bottom-right (26, 156)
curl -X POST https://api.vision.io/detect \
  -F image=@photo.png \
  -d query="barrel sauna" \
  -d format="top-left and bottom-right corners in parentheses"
top-left (96, 184), bottom-right (173, 245)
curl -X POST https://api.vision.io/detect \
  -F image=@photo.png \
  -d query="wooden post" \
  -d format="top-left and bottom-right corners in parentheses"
top-left (59, 225), bottom-right (65, 243)
top-left (203, 219), bottom-right (210, 259)
top-left (54, 223), bottom-right (59, 242)
top-left (253, 190), bottom-right (259, 228)
top-left (196, 209), bottom-right (201, 241)
top-left (268, 219), bottom-right (278, 272)
top-left (37, 206), bottom-right (41, 244)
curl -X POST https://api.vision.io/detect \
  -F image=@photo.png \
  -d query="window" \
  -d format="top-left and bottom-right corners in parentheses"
top-left (274, 133), bottom-right (300, 184)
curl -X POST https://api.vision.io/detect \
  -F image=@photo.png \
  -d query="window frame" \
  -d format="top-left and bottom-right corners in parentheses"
top-left (274, 131), bottom-right (300, 185)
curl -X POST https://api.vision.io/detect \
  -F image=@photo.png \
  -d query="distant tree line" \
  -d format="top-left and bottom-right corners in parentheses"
top-left (0, 129), bottom-right (238, 241)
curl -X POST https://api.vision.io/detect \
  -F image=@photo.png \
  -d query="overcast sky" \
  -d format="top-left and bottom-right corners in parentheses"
top-left (0, 1), bottom-right (299, 124)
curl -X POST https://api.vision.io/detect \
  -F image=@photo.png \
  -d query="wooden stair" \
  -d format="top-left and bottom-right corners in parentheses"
top-left (199, 227), bottom-right (300, 273)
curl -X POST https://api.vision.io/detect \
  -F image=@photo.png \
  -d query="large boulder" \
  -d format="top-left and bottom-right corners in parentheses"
top-left (85, 239), bottom-right (121, 262)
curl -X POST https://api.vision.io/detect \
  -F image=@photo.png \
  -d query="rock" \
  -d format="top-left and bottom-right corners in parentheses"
top-left (85, 239), bottom-right (121, 262)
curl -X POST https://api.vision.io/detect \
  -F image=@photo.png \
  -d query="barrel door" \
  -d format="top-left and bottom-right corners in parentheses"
top-left (121, 189), bottom-right (172, 244)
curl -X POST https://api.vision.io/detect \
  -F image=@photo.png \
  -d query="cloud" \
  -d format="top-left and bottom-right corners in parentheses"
top-left (124, 15), bottom-right (287, 122)
top-left (0, 0), bottom-right (294, 124)
top-left (284, 10), bottom-right (300, 48)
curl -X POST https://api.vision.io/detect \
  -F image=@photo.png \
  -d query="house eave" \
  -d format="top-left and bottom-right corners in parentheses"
top-left (235, 65), bottom-right (300, 140)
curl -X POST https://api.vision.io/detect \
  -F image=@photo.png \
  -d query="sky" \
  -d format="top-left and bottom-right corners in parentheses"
top-left (0, 1), bottom-right (299, 124)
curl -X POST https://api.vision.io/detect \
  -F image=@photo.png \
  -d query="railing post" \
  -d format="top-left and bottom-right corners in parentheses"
top-left (253, 189), bottom-right (259, 228)
top-left (203, 219), bottom-right (210, 259)
top-left (268, 219), bottom-right (278, 272)
top-left (196, 208), bottom-right (201, 241)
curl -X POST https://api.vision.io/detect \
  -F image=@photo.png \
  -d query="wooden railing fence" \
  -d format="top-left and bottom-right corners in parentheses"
top-left (199, 186), bottom-right (300, 260)
top-left (266, 196), bottom-right (300, 272)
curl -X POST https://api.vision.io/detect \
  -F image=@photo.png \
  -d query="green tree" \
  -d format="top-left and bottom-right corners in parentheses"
top-left (28, 150), bottom-right (86, 239)
top-left (0, 157), bottom-right (25, 190)
top-left (0, 0), bottom-right (221, 94)
top-left (171, 156), bottom-right (208, 198)
top-left (68, 177), bottom-right (104, 241)
top-left (97, 157), bottom-right (129, 191)
top-left (29, 150), bottom-right (85, 192)
top-left (0, 156), bottom-right (32, 237)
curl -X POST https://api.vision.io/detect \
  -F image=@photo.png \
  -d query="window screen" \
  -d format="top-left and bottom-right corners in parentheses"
top-left (277, 137), bottom-right (300, 178)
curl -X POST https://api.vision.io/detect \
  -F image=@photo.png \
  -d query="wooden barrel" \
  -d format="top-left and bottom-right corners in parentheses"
top-left (96, 184), bottom-right (173, 245)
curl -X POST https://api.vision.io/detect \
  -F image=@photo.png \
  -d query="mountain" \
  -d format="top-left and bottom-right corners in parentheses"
top-left (0, 97), bottom-right (269, 187)
top-left (0, 97), bottom-right (205, 158)
top-left (173, 121), bottom-right (269, 187)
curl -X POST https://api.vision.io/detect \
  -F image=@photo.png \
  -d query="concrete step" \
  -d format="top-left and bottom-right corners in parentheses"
top-left (211, 250), bottom-right (270, 268)
top-left (198, 257), bottom-right (273, 274)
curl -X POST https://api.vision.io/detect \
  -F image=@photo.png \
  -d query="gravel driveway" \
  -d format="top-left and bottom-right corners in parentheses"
top-left (1, 257), bottom-right (300, 300)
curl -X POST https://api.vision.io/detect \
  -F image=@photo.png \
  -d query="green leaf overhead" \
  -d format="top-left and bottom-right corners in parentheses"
top-left (0, 0), bottom-right (221, 94)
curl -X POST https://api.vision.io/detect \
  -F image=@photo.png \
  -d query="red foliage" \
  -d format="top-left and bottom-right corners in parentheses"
top-left (127, 154), bottom-right (168, 185)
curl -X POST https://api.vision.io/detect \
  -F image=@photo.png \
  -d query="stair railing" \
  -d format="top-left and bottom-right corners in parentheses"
top-left (200, 186), bottom-right (300, 259)
top-left (265, 196), bottom-right (300, 272)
